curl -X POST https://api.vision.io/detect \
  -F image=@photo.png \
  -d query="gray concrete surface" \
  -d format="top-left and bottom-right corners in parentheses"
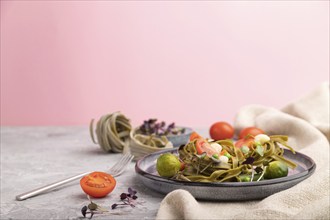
top-left (1, 126), bottom-right (171, 220)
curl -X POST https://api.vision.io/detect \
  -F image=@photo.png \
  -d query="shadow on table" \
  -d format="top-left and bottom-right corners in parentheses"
top-left (130, 175), bottom-right (165, 199)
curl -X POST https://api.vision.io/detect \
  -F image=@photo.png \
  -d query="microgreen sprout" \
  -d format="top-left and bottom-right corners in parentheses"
top-left (256, 166), bottom-right (267, 181)
top-left (250, 166), bottom-right (256, 182)
top-left (111, 187), bottom-right (138, 210)
top-left (81, 201), bottom-right (108, 219)
top-left (80, 188), bottom-right (139, 219)
top-left (139, 119), bottom-right (185, 136)
top-left (242, 157), bottom-right (255, 165)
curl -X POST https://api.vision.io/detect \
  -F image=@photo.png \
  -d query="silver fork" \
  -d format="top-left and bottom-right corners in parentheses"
top-left (16, 153), bottom-right (134, 201)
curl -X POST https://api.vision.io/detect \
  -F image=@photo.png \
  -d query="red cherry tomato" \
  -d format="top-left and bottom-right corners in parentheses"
top-left (239, 127), bottom-right (264, 139)
top-left (80, 171), bottom-right (116, 198)
top-left (235, 138), bottom-right (254, 148)
top-left (195, 138), bottom-right (217, 156)
top-left (209, 122), bottom-right (234, 140)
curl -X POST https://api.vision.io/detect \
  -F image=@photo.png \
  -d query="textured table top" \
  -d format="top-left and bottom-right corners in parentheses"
top-left (1, 126), bottom-right (207, 220)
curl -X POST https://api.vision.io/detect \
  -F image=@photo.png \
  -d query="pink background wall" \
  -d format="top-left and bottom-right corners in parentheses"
top-left (1, 1), bottom-right (329, 128)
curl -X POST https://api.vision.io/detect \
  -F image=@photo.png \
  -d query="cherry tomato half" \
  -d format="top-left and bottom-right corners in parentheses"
top-left (235, 138), bottom-right (254, 148)
top-left (209, 122), bottom-right (234, 140)
top-left (239, 127), bottom-right (264, 139)
top-left (190, 132), bottom-right (202, 141)
top-left (80, 171), bottom-right (116, 198)
top-left (195, 138), bottom-right (217, 157)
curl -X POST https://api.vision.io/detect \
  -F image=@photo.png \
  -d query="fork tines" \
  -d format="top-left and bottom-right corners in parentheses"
top-left (109, 153), bottom-right (134, 177)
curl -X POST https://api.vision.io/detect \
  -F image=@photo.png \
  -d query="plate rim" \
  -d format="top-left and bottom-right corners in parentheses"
top-left (135, 148), bottom-right (316, 188)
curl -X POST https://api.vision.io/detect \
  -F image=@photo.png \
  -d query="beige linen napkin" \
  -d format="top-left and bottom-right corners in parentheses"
top-left (156, 82), bottom-right (330, 220)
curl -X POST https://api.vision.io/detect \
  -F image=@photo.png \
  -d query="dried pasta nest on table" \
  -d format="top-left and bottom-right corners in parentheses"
top-left (90, 112), bottom-right (132, 153)
top-left (129, 127), bottom-right (173, 161)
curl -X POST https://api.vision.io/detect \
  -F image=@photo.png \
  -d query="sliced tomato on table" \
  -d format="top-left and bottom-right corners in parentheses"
top-left (80, 171), bottom-right (116, 198)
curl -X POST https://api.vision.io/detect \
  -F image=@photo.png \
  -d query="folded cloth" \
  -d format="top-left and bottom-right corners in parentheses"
top-left (156, 82), bottom-right (330, 220)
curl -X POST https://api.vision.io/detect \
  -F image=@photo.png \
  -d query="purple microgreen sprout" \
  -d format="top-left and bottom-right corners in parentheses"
top-left (81, 197), bottom-right (109, 219)
top-left (242, 157), bottom-right (255, 165)
top-left (80, 189), bottom-right (139, 219)
top-left (255, 166), bottom-right (263, 174)
top-left (81, 206), bottom-right (87, 218)
top-left (111, 187), bottom-right (138, 210)
top-left (81, 201), bottom-right (105, 219)
top-left (139, 119), bottom-right (184, 136)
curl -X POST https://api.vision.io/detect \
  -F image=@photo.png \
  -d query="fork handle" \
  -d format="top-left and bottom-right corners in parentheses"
top-left (16, 171), bottom-right (91, 201)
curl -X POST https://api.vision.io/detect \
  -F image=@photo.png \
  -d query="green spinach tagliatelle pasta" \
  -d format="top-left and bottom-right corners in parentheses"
top-left (90, 112), bottom-right (132, 153)
top-left (175, 136), bottom-right (297, 182)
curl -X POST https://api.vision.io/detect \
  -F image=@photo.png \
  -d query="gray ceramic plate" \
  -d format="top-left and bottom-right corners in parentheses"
top-left (135, 148), bottom-right (316, 201)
